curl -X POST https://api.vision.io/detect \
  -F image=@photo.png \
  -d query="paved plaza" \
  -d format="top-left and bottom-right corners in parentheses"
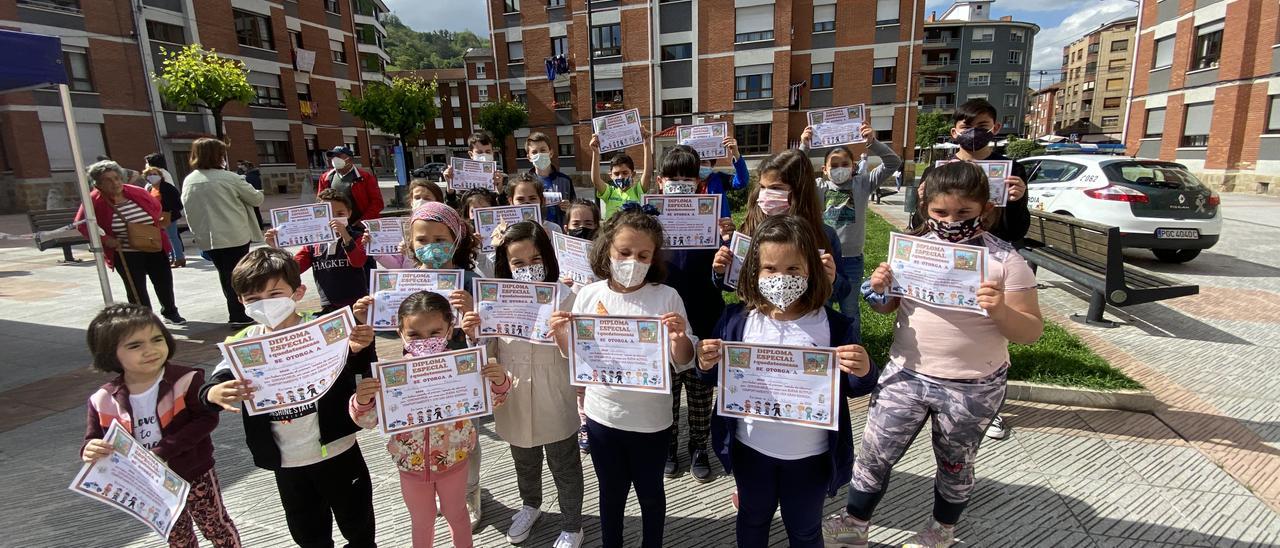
top-left (0, 190), bottom-right (1277, 546)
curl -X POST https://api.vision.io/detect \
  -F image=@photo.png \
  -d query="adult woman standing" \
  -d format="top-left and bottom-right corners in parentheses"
top-left (143, 166), bottom-right (186, 267)
top-left (180, 138), bottom-right (264, 326)
top-left (75, 160), bottom-right (186, 325)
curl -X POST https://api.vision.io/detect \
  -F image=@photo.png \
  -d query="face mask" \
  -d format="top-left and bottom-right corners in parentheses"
top-left (828, 167), bottom-right (853, 185)
top-left (473, 153), bottom-right (493, 163)
top-left (610, 258), bottom-right (649, 289)
top-left (146, 174), bottom-right (162, 184)
top-left (412, 198), bottom-right (429, 209)
top-left (331, 157), bottom-right (349, 170)
top-left (927, 216), bottom-right (983, 243)
top-left (414, 242), bottom-right (456, 269)
top-left (758, 274), bottom-right (808, 311)
top-left (403, 337), bottom-right (448, 357)
top-left (663, 179), bottom-right (697, 195)
top-left (699, 166), bottom-right (713, 179)
top-left (530, 153), bottom-right (552, 171)
top-left (567, 227), bottom-right (595, 241)
top-left (953, 128), bottom-right (994, 152)
top-left (757, 188), bottom-right (791, 216)
top-left (332, 217), bottom-right (349, 227)
top-left (244, 296), bottom-right (297, 329)
top-left (610, 177), bottom-right (632, 190)
top-left (511, 263), bottom-right (545, 282)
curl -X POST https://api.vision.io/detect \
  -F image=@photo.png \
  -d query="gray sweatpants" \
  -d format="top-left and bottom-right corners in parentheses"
top-left (846, 362), bottom-right (1007, 525)
top-left (510, 433), bottom-right (585, 532)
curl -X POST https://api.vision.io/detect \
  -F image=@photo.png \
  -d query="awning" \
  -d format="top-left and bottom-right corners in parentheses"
top-left (0, 29), bottom-right (67, 92)
top-left (1037, 134), bottom-right (1066, 143)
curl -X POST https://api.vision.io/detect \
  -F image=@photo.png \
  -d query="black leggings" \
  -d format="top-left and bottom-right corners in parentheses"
top-left (114, 250), bottom-right (178, 315)
top-left (206, 243), bottom-right (251, 322)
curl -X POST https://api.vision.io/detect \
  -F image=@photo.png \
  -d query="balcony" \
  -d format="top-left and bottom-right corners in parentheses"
top-left (357, 41), bottom-right (389, 60)
top-left (919, 81), bottom-right (954, 93)
top-left (921, 60), bottom-right (958, 72)
top-left (923, 37), bottom-right (959, 48)
top-left (922, 103), bottom-right (955, 113)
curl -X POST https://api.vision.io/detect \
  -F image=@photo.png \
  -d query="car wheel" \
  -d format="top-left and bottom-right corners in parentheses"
top-left (1152, 248), bottom-right (1201, 263)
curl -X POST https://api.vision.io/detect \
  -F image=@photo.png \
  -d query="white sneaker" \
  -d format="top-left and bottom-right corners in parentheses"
top-left (903, 519), bottom-right (956, 548)
top-left (985, 414), bottom-right (1009, 440)
top-left (552, 529), bottom-right (584, 548)
top-left (468, 489), bottom-right (483, 531)
top-left (506, 505), bottom-right (541, 543)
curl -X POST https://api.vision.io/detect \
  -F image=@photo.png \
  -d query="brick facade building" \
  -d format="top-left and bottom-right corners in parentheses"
top-left (1025, 83), bottom-right (1059, 139)
top-left (388, 68), bottom-right (475, 167)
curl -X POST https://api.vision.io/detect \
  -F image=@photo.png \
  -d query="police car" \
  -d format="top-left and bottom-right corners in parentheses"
top-left (1017, 154), bottom-right (1221, 263)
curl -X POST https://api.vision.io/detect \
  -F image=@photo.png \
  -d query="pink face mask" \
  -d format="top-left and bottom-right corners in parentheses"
top-left (757, 188), bottom-right (791, 216)
top-left (402, 337), bottom-right (448, 357)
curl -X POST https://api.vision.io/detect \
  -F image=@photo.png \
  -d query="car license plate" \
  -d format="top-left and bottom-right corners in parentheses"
top-left (1155, 228), bottom-right (1199, 240)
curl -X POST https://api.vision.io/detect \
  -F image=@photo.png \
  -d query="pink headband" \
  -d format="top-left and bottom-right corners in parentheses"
top-left (410, 201), bottom-right (466, 246)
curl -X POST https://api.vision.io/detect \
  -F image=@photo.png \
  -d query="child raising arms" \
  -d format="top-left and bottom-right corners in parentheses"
top-left (823, 161), bottom-right (1042, 547)
top-left (83, 304), bottom-right (241, 548)
top-left (549, 209), bottom-right (697, 548)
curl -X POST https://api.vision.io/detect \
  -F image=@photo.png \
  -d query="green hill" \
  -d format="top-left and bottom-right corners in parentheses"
top-left (383, 14), bottom-right (490, 70)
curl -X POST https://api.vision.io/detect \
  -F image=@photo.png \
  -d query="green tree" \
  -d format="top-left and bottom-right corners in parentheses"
top-left (1004, 137), bottom-right (1045, 160)
top-left (914, 111), bottom-right (953, 166)
top-left (477, 98), bottom-right (529, 169)
top-left (341, 75), bottom-right (439, 205)
top-left (152, 44), bottom-right (254, 141)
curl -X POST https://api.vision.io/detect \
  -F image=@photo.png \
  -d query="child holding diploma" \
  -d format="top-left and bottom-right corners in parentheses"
top-left (822, 161), bottom-right (1042, 547)
top-left (264, 188), bottom-right (369, 314)
top-left (506, 172), bottom-right (564, 235)
top-left (695, 215), bottom-right (877, 548)
top-left (198, 248), bottom-right (377, 548)
top-left (549, 208), bottom-right (697, 548)
top-left (82, 304), bottom-right (241, 548)
top-left (350, 291), bottom-right (511, 548)
top-left (460, 221), bottom-right (584, 547)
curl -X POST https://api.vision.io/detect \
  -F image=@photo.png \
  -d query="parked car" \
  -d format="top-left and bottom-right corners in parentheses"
top-left (1017, 154), bottom-right (1221, 263)
top-left (413, 162), bottom-right (447, 181)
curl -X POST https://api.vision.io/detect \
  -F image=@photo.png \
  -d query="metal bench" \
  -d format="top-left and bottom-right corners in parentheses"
top-left (1019, 210), bottom-right (1198, 327)
top-left (29, 207), bottom-right (89, 263)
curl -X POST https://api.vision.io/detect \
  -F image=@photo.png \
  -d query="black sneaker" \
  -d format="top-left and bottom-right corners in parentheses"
top-left (690, 449), bottom-right (713, 483)
top-left (663, 447), bottom-right (679, 478)
top-left (228, 318), bottom-right (254, 328)
top-left (162, 312), bottom-right (187, 326)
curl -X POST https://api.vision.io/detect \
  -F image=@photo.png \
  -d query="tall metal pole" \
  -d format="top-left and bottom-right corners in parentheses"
top-left (1119, 1), bottom-right (1142, 153)
top-left (586, 4), bottom-right (597, 119)
top-left (61, 84), bottom-right (114, 305)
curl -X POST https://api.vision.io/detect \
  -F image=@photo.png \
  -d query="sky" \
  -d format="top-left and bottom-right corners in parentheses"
top-left (385, 0), bottom-right (1138, 91)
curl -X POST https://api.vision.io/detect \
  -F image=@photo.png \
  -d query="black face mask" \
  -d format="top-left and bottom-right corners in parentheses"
top-left (954, 127), bottom-right (994, 152)
top-left (567, 227), bottom-right (595, 241)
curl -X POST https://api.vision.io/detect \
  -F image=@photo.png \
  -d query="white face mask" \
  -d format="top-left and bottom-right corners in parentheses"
top-left (828, 167), bottom-right (853, 185)
top-left (473, 152), bottom-right (493, 163)
top-left (244, 296), bottom-right (298, 329)
top-left (758, 274), bottom-right (808, 311)
top-left (332, 217), bottom-right (349, 227)
top-left (610, 258), bottom-right (649, 289)
top-left (412, 198), bottom-right (429, 209)
top-left (331, 157), bottom-right (349, 170)
top-left (511, 264), bottom-right (545, 282)
top-left (530, 152), bottom-right (552, 170)
top-left (146, 174), bottom-right (162, 184)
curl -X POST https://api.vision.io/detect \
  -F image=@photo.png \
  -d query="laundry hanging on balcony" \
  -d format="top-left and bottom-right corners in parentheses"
top-left (788, 81), bottom-right (806, 110)
top-left (545, 55), bottom-right (571, 82)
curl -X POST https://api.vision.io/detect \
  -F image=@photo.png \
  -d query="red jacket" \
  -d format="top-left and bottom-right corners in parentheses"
top-left (74, 184), bottom-right (171, 269)
top-left (317, 167), bottom-right (384, 223)
top-left (83, 363), bottom-right (219, 481)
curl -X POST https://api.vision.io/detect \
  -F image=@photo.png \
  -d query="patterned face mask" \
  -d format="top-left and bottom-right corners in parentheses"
top-left (610, 177), bottom-right (632, 190)
top-left (926, 217), bottom-right (983, 242)
top-left (512, 263), bottom-right (546, 282)
top-left (403, 337), bottom-right (448, 357)
top-left (414, 242), bottom-right (456, 269)
top-left (663, 179), bottom-right (697, 195)
top-left (758, 274), bottom-right (808, 311)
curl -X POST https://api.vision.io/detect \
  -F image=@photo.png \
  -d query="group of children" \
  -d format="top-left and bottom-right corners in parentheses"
top-left (79, 98), bottom-right (1042, 548)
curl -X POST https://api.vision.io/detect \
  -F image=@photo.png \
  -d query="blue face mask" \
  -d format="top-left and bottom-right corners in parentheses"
top-left (699, 166), bottom-right (713, 179)
top-left (414, 242), bottom-right (456, 269)
top-left (610, 177), bottom-right (631, 190)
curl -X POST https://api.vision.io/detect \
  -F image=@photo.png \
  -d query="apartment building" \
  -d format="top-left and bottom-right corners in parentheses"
top-left (1053, 16), bottom-right (1136, 143)
top-left (1025, 83), bottom-right (1059, 139)
top-left (474, 0), bottom-right (925, 180)
top-left (389, 68), bottom-right (476, 166)
top-left (1125, 0), bottom-right (1280, 194)
top-left (0, 0), bottom-right (392, 213)
top-left (918, 0), bottom-right (1037, 136)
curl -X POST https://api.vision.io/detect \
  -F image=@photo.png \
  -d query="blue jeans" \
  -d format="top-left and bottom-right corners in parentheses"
top-left (165, 221), bottom-right (184, 261)
top-left (836, 254), bottom-right (863, 336)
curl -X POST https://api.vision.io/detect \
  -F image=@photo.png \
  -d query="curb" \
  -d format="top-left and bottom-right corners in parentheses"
top-left (1005, 380), bottom-right (1158, 413)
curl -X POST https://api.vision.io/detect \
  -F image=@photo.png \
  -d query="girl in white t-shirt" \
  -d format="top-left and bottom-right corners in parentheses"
top-left (823, 161), bottom-right (1043, 548)
top-left (549, 207), bottom-right (697, 548)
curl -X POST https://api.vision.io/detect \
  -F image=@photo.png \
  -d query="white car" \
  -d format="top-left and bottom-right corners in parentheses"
top-left (1018, 154), bottom-right (1221, 263)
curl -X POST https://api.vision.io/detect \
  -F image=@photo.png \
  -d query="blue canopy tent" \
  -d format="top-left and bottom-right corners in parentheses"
top-left (0, 29), bottom-right (113, 304)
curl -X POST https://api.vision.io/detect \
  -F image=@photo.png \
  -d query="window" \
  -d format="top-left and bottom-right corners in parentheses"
top-left (968, 93), bottom-right (988, 101)
top-left (1101, 116), bottom-right (1120, 127)
top-left (1106, 78), bottom-right (1124, 91)
top-left (1181, 102), bottom-right (1213, 147)
top-left (1269, 96), bottom-right (1280, 133)
top-left (330, 39), bottom-right (347, 63)
top-left (510, 90), bottom-right (526, 105)
top-left (257, 139), bottom-right (293, 164)
top-left (661, 43), bottom-right (692, 61)
top-left (734, 65), bottom-right (772, 100)
top-left (1004, 94), bottom-right (1018, 107)
top-left (504, 0), bottom-right (519, 13)
top-left (251, 76), bottom-right (285, 108)
top-left (450, 117), bottom-right (460, 128)
top-left (1002, 115), bottom-right (1015, 127)
top-left (434, 118), bottom-right (444, 129)
top-left (1110, 39), bottom-right (1128, 52)
top-left (324, 0), bottom-right (339, 13)
top-left (1009, 50), bottom-right (1024, 65)
top-left (872, 58), bottom-right (896, 85)
top-left (146, 20), bottom-right (185, 44)
top-left (735, 123), bottom-right (771, 155)
top-left (972, 27), bottom-right (994, 42)
top-left (234, 10), bottom-right (274, 50)
top-left (476, 64), bottom-right (487, 79)
top-left (663, 98), bottom-right (692, 115)
top-left (548, 0), bottom-right (565, 7)
top-left (735, 5), bottom-right (774, 43)
top-left (967, 72), bottom-right (990, 87)
top-left (1193, 20), bottom-right (1223, 70)
top-left (595, 85), bottom-right (624, 111)
top-left (558, 142), bottom-right (574, 158)
top-left (970, 50), bottom-right (992, 64)
top-left (811, 63), bottom-right (833, 90)
top-left (551, 36), bottom-right (568, 57)
top-left (62, 49), bottom-right (92, 92)
top-left (296, 83), bottom-right (312, 101)
top-left (18, 0), bottom-right (80, 14)
top-left (1083, 80), bottom-right (1095, 91)
top-left (1108, 58), bottom-right (1126, 71)
top-left (289, 30), bottom-right (303, 50)
top-left (1010, 29), bottom-right (1025, 43)
top-left (876, 0), bottom-right (899, 24)
top-left (1005, 71), bottom-right (1021, 86)
top-left (554, 90), bottom-right (572, 109)
top-left (1153, 36), bottom-right (1174, 69)
top-left (1027, 160), bottom-right (1086, 184)
top-left (591, 24), bottom-right (621, 58)
top-left (479, 87), bottom-right (490, 102)
top-left (814, 4), bottom-right (835, 32)
top-left (507, 41), bottom-right (524, 63)
top-left (1089, 43), bottom-right (1100, 54)
top-left (42, 122), bottom-right (106, 170)
top-left (875, 129), bottom-right (893, 142)
top-left (1103, 97), bottom-right (1122, 109)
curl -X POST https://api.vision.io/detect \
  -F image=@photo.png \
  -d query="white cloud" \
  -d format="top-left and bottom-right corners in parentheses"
top-left (1028, 1), bottom-right (1137, 78)
top-left (384, 0), bottom-right (490, 35)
